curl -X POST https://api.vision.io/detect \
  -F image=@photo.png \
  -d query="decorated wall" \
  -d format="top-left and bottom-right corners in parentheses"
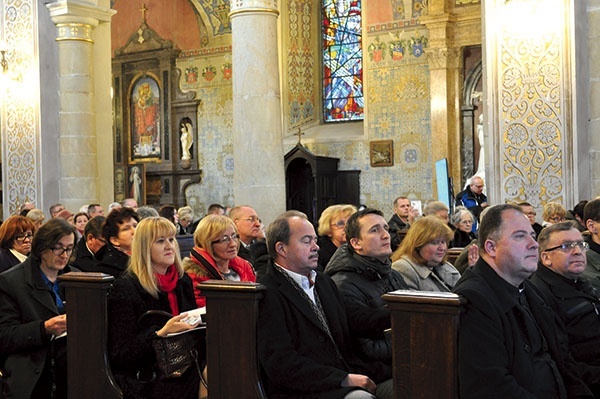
top-left (111, 0), bottom-right (465, 221)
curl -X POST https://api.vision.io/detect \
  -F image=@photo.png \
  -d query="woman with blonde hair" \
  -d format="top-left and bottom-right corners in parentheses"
top-left (108, 217), bottom-right (200, 399)
top-left (391, 215), bottom-right (460, 292)
top-left (317, 204), bottom-right (357, 270)
top-left (183, 214), bottom-right (255, 307)
top-left (25, 208), bottom-right (45, 230)
top-left (542, 202), bottom-right (567, 227)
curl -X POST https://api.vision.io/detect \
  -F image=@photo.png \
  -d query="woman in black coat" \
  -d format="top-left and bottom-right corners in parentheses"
top-left (0, 215), bottom-right (36, 272)
top-left (108, 217), bottom-right (201, 399)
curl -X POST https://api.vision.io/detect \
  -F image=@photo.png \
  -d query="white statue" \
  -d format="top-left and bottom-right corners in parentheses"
top-left (474, 113), bottom-right (485, 181)
top-left (180, 121), bottom-right (193, 161)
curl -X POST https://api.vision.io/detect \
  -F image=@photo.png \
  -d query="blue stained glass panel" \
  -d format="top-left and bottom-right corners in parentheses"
top-left (322, 0), bottom-right (363, 123)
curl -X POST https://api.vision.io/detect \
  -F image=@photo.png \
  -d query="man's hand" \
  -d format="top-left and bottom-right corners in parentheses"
top-left (341, 373), bottom-right (376, 394)
top-left (44, 314), bottom-right (67, 336)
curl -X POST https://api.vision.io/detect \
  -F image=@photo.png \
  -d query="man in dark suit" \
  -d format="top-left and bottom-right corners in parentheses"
top-left (454, 204), bottom-right (593, 398)
top-left (257, 210), bottom-right (392, 399)
top-left (71, 215), bottom-right (105, 272)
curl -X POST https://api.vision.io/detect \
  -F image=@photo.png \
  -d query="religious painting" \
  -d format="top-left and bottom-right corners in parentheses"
top-left (128, 164), bottom-right (145, 207)
top-left (370, 140), bottom-right (394, 167)
top-left (130, 75), bottom-right (161, 160)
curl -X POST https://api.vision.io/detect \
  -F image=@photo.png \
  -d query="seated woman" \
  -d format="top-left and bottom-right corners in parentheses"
top-left (542, 201), bottom-right (567, 227)
top-left (183, 215), bottom-right (256, 307)
top-left (73, 212), bottom-right (89, 243)
top-left (316, 204), bottom-right (357, 270)
top-left (25, 208), bottom-right (45, 230)
top-left (0, 218), bottom-right (77, 398)
top-left (451, 206), bottom-right (477, 248)
top-left (108, 216), bottom-right (200, 399)
top-left (95, 207), bottom-right (139, 277)
top-left (0, 215), bottom-right (36, 273)
top-left (391, 215), bottom-right (460, 292)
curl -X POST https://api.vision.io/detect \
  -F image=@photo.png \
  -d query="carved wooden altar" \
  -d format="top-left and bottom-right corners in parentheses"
top-left (112, 18), bottom-right (201, 207)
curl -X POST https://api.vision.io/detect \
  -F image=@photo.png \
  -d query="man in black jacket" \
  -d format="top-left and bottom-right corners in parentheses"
top-left (388, 196), bottom-right (411, 251)
top-left (531, 221), bottom-right (600, 394)
top-left (71, 215), bottom-right (106, 272)
top-left (454, 204), bottom-right (593, 398)
top-left (325, 208), bottom-right (407, 372)
top-left (258, 210), bottom-right (392, 399)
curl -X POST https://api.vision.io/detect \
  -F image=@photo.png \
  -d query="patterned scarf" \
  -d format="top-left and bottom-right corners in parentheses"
top-left (156, 265), bottom-right (180, 315)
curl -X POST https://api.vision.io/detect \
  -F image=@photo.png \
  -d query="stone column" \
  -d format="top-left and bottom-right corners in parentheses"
top-left (47, 1), bottom-right (115, 213)
top-left (482, 0), bottom-right (580, 209)
top-left (230, 0), bottom-right (286, 225)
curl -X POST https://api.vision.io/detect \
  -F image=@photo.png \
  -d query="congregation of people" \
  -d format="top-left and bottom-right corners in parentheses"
top-left (2, 174), bottom-right (600, 398)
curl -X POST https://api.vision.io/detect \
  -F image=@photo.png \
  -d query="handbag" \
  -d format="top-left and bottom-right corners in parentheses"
top-left (139, 310), bottom-right (206, 379)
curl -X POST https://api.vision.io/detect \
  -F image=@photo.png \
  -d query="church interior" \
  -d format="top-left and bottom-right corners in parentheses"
top-left (0, 0), bottom-right (597, 226)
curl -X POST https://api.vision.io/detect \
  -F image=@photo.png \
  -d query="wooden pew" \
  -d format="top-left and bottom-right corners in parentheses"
top-left (60, 274), bottom-right (464, 399)
top-left (59, 272), bottom-right (123, 399)
top-left (200, 280), bottom-right (268, 399)
top-left (382, 290), bottom-right (465, 399)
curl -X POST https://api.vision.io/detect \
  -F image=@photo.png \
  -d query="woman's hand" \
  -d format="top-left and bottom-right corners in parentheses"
top-left (44, 314), bottom-right (67, 336)
top-left (155, 314), bottom-right (196, 337)
top-left (467, 244), bottom-right (479, 267)
top-left (341, 373), bottom-right (376, 394)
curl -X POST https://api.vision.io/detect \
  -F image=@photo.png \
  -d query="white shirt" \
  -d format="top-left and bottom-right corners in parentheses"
top-left (275, 262), bottom-right (317, 304)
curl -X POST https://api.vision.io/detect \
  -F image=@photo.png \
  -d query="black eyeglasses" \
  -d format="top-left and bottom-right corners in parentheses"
top-left (544, 241), bottom-right (589, 253)
top-left (211, 234), bottom-right (239, 245)
top-left (15, 232), bottom-right (33, 242)
top-left (51, 246), bottom-right (74, 256)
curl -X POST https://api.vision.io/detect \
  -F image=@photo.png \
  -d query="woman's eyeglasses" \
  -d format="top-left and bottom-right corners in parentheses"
top-left (15, 232), bottom-right (33, 242)
top-left (211, 234), bottom-right (240, 245)
top-left (51, 246), bottom-right (74, 256)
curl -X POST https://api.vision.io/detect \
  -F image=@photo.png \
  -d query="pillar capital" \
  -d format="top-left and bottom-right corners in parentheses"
top-left (47, 1), bottom-right (116, 29)
top-left (230, 0), bottom-right (279, 18)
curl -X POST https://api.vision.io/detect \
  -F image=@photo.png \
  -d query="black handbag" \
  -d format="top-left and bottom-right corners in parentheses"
top-left (139, 310), bottom-right (206, 379)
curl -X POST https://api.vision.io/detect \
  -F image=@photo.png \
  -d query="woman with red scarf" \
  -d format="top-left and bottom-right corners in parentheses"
top-left (183, 214), bottom-right (256, 307)
top-left (108, 217), bottom-right (200, 399)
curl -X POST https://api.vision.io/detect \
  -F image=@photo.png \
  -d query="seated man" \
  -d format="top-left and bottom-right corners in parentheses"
top-left (530, 221), bottom-right (600, 393)
top-left (258, 211), bottom-right (392, 399)
top-left (325, 208), bottom-right (407, 368)
top-left (453, 204), bottom-right (593, 398)
top-left (71, 215), bottom-right (105, 272)
top-left (388, 196), bottom-right (411, 251)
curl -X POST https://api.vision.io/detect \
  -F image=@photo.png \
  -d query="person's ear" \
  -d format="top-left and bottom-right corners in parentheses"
top-left (349, 237), bottom-right (361, 252)
top-left (540, 250), bottom-right (552, 267)
top-left (109, 236), bottom-right (120, 247)
top-left (275, 242), bottom-right (286, 257)
top-left (587, 219), bottom-right (597, 235)
top-left (483, 239), bottom-right (496, 257)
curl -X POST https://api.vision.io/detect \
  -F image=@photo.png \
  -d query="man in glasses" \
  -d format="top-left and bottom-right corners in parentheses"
top-left (455, 175), bottom-right (488, 226)
top-left (453, 204), bottom-right (593, 398)
top-left (530, 221), bottom-right (600, 394)
top-left (0, 217), bottom-right (77, 399)
top-left (230, 205), bottom-right (264, 264)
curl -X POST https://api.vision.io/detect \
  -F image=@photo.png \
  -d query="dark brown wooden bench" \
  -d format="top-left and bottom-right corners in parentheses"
top-left (61, 274), bottom-right (465, 399)
top-left (59, 272), bottom-right (123, 399)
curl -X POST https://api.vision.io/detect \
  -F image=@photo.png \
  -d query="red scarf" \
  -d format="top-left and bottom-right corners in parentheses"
top-left (156, 265), bottom-right (180, 315)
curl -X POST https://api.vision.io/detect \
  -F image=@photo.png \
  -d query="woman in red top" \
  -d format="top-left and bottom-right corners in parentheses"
top-left (183, 214), bottom-right (256, 307)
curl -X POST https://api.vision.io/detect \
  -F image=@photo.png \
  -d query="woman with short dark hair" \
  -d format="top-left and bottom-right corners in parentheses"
top-left (0, 217), bottom-right (77, 398)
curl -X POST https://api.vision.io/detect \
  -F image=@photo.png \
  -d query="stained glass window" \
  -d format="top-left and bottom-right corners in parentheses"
top-left (322, 0), bottom-right (363, 123)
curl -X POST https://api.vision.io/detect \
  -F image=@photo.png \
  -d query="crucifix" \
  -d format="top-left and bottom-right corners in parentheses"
top-left (139, 3), bottom-right (148, 22)
top-left (296, 127), bottom-right (304, 145)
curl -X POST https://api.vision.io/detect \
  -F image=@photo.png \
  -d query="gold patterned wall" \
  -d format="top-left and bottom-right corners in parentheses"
top-left (485, 0), bottom-right (574, 209)
top-left (1, 0), bottom-right (40, 215)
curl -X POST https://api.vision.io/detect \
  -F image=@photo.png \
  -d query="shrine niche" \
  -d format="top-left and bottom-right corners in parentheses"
top-left (112, 9), bottom-right (201, 207)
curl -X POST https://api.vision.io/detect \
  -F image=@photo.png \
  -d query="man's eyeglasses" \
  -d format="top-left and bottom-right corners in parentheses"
top-left (239, 217), bottom-right (261, 224)
top-left (212, 234), bottom-right (240, 245)
top-left (15, 232), bottom-right (33, 242)
top-left (51, 246), bottom-right (74, 256)
top-left (544, 241), bottom-right (589, 253)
